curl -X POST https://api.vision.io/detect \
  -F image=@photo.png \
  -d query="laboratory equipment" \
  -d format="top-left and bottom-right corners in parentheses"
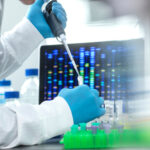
top-left (0, 97), bottom-right (5, 106)
top-left (20, 69), bottom-right (39, 105)
top-left (5, 91), bottom-right (20, 105)
top-left (42, 0), bottom-right (83, 85)
top-left (60, 123), bottom-right (150, 149)
top-left (0, 79), bottom-right (13, 105)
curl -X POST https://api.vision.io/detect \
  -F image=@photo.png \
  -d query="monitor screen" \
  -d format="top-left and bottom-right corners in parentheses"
top-left (39, 39), bottom-right (144, 104)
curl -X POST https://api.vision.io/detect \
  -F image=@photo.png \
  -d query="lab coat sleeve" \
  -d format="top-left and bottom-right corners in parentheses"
top-left (0, 18), bottom-right (44, 80)
top-left (0, 96), bottom-right (74, 149)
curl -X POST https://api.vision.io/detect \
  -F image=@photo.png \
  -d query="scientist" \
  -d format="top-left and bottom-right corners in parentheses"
top-left (0, 0), bottom-right (105, 149)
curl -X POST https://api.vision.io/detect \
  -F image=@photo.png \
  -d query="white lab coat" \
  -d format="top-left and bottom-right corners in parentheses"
top-left (0, 18), bottom-right (73, 149)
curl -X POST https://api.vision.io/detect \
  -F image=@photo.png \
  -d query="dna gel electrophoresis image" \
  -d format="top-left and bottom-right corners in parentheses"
top-left (39, 40), bottom-right (144, 103)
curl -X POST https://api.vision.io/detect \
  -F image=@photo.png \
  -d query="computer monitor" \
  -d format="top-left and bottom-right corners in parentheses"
top-left (39, 39), bottom-right (144, 104)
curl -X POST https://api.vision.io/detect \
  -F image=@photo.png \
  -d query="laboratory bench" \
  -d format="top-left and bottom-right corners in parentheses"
top-left (8, 143), bottom-right (63, 150)
top-left (8, 143), bottom-right (150, 150)
top-left (7, 135), bottom-right (150, 150)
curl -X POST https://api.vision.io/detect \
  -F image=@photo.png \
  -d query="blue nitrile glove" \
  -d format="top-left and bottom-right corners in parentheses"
top-left (58, 85), bottom-right (105, 124)
top-left (27, 0), bottom-right (67, 38)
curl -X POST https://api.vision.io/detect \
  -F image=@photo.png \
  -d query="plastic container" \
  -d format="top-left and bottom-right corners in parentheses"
top-left (20, 69), bottom-right (39, 105)
top-left (0, 98), bottom-right (5, 106)
top-left (0, 80), bottom-right (13, 105)
top-left (5, 91), bottom-right (20, 105)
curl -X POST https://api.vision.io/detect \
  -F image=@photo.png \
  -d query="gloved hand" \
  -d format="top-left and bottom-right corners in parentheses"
top-left (58, 85), bottom-right (105, 124)
top-left (27, 0), bottom-right (67, 38)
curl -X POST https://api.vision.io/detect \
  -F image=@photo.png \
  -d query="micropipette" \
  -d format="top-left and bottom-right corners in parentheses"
top-left (42, 0), bottom-right (83, 85)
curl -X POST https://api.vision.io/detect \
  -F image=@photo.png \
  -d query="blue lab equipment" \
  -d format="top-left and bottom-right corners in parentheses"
top-left (0, 80), bottom-right (12, 105)
top-left (0, 80), bottom-right (11, 86)
top-left (5, 91), bottom-right (20, 103)
top-left (5, 91), bottom-right (20, 99)
top-left (25, 68), bottom-right (38, 76)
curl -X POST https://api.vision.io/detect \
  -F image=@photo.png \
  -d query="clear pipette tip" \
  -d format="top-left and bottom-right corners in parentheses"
top-left (78, 76), bottom-right (83, 85)
top-left (60, 34), bottom-right (83, 86)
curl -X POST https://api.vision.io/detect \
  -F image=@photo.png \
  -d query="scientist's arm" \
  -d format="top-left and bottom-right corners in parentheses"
top-left (0, 85), bottom-right (105, 149)
top-left (0, 18), bottom-right (43, 79)
top-left (0, 97), bottom-right (73, 149)
top-left (0, 0), bottom-right (66, 79)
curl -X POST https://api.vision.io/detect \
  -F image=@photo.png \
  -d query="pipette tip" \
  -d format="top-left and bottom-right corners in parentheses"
top-left (78, 76), bottom-right (84, 85)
